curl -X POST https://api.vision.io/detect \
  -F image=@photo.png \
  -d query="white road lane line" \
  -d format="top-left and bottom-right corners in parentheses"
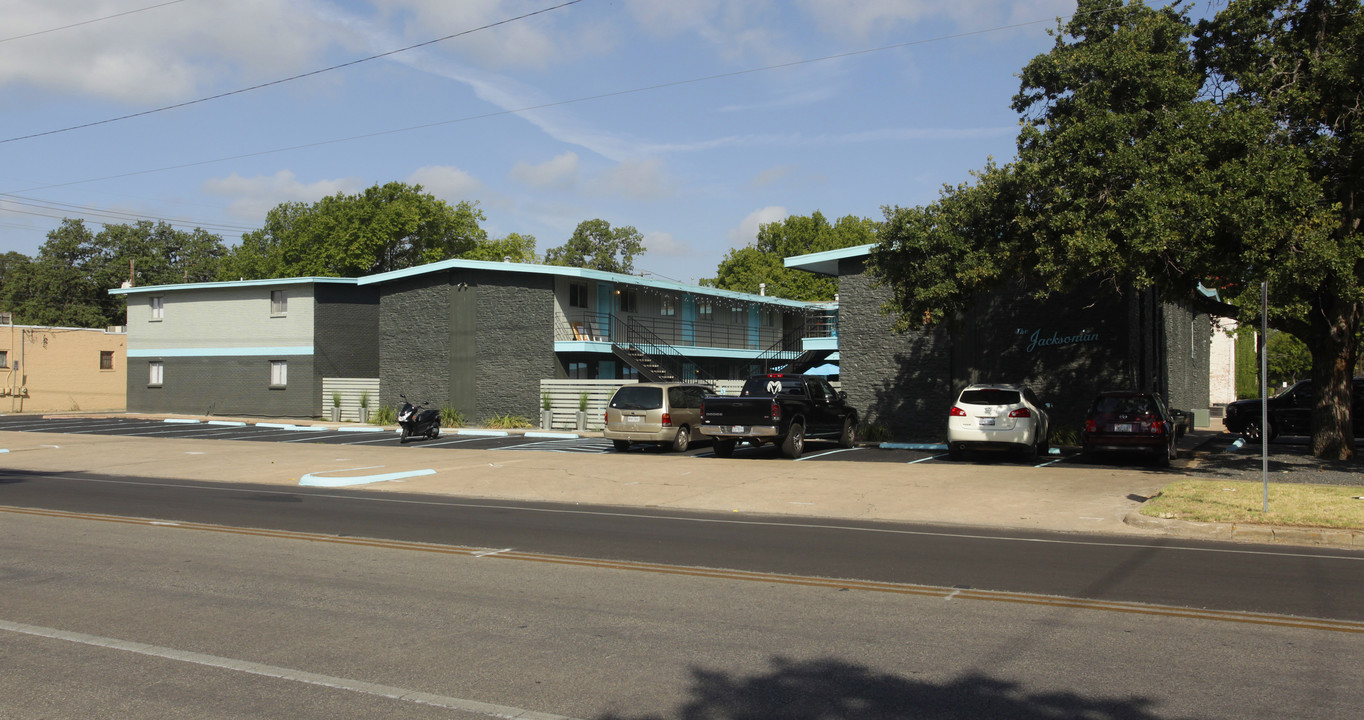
top-left (0, 619), bottom-right (583, 720)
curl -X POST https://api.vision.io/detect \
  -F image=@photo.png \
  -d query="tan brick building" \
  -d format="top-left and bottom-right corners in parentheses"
top-left (0, 324), bottom-right (127, 413)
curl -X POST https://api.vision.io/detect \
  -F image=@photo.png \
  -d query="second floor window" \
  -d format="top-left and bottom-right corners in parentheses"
top-left (660, 298), bottom-right (675, 317)
top-left (100, 351), bottom-right (114, 370)
top-left (150, 296), bottom-right (164, 320)
top-left (271, 290), bottom-right (288, 316)
top-left (618, 289), bottom-right (638, 313)
top-left (698, 300), bottom-right (713, 321)
top-left (569, 283), bottom-right (589, 308)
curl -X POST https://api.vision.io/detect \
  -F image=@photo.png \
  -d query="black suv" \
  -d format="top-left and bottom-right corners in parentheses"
top-left (1223, 378), bottom-right (1364, 441)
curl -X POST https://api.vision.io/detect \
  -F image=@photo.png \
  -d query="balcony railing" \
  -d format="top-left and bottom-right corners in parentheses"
top-left (556, 311), bottom-right (794, 351)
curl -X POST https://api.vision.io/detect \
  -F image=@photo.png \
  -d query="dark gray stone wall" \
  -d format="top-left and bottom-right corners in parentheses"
top-left (473, 271), bottom-right (556, 421)
top-left (376, 268), bottom-right (555, 422)
top-left (378, 273), bottom-right (451, 412)
top-left (837, 257), bottom-right (954, 440)
top-left (127, 356), bottom-right (316, 417)
top-left (837, 258), bottom-right (1203, 441)
top-left (314, 284), bottom-right (380, 378)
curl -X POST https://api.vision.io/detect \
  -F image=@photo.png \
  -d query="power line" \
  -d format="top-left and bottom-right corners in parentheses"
top-left (0, 0), bottom-right (585, 145)
top-left (10, 9), bottom-right (1090, 196)
top-left (0, 193), bottom-right (254, 234)
top-left (0, 0), bottom-right (190, 44)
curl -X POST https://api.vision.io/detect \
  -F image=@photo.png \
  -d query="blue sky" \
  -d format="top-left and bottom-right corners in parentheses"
top-left (1, 0), bottom-right (1086, 286)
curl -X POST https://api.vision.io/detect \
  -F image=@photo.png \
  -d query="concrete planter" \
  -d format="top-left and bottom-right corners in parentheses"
top-left (330, 406), bottom-right (341, 422)
top-left (359, 407), bottom-right (369, 424)
top-left (541, 410), bottom-right (553, 429)
top-left (576, 411), bottom-right (588, 431)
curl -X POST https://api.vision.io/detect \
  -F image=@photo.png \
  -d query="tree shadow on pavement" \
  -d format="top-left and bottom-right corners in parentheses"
top-left (597, 656), bottom-right (1183, 720)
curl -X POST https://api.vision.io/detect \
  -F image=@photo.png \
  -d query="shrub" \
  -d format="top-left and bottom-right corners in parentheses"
top-left (485, 413), bottom-right (533, 429)
top-left (440, 405), bottom-right (465, 428)
top-left (578, 392), bottom-right (589, 411)
top-left (860, 422), bottom-right (891, 442)
top-left (372, 405), bottom-right (396, 425)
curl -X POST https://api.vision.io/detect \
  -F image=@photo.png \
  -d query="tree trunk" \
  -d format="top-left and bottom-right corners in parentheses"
top-left (1308, 298), bottom-right (1360, 461)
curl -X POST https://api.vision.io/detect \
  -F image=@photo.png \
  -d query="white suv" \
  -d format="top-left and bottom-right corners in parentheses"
top-left (947, 384), bottom-right (1050, 461)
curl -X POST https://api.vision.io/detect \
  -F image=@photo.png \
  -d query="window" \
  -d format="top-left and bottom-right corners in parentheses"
top-left (731, 307), bottom-right (745, 324)
top-left (148, 361), bottom-right (163, 386)
top-left (660, 297), bottom-right (676, 317)
top-left (569, 283), bottom-right (588, 309)
top-left (698, 300), bottom-right (713, 321)
top-left (0, 351), bottom-right (6, 368)
top-left (271, 290), bottom-right (288, 316)
top-left (270, 360), bottom-right (288, 387)
top-left (100, 351), bottom-right (114, 370)
top-left (150, 296), bottom-right (164, 320)
top-left (617, 289), bottom-right (638, 313)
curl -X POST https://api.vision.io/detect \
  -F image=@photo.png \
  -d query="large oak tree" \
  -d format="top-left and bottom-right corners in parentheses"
top-left (872, 0), bottom-right (1363, 459)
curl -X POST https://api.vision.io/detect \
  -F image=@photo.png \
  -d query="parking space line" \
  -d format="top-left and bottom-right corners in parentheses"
top-left (908, 453), bottom-right (949, 464)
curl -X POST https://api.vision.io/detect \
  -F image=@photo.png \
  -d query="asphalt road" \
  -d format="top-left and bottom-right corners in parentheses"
top-left (4, 465), bottom-right (1363, 623)
top-left (5, 499), bottom-right (1363, 720)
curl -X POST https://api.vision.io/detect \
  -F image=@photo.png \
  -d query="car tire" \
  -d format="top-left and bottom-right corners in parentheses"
top-left (713, 439), bottom-right (735, 458)
top-left (1240, 418), bottom-right (1279, 443)
top-left (838, 418), bottom-right (856, 448)
top-left (781, 423), bottom-right (805, 459)
top-left (670, 426), bottom-right (691, 453)
top-left (612, 439), bottom-right (630, 452)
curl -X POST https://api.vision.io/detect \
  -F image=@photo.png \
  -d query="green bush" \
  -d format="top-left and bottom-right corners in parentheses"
top-left (859, 422), bottom-right (891, 442)
top-left (440, 405), bottom-right (465, 428)
top-left (485, 413), bottom-right (533, 429)
top-left (372, 405), bottom-right (396, 425)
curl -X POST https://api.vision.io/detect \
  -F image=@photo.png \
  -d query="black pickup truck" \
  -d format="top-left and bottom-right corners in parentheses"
top-left (699, 373), bottom-right (858, 458)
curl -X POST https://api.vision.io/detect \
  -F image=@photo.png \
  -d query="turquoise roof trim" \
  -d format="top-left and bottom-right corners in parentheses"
top-left (109, 277), bottom-right (356, 296)
top-left (784, 244), bottom-right (875, 276)
top-left (358, 258), bottom-right (817, 309)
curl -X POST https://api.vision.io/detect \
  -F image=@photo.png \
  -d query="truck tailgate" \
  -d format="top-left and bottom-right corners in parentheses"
top-left (702, 397), bottom-right (774, 426)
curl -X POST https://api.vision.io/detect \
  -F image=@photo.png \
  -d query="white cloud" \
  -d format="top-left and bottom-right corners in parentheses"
top-left (510, 152), bottom-right (580, 190)
top-left (0, 0), bottom-right (347, 104)
top-left (750, 165), bottom-right (798, 188)
top-left (588, 158), bottom-right (675, 200)
top-left (408, 165), bottom-right (482, 199)
top-left (643, 230), bottom-right (690, 257)
top-left (727, 206), bottom-right (787, 248)
top-left (202, 169), bottom-right (359, 220)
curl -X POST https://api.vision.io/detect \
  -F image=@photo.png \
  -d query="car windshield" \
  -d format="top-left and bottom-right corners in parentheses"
top-left (741, 377), bottom-right (804, 396)
top-left (609, 386), bottom-right (662, 410)
top-left (959, 389), bottom-right (1021, 406)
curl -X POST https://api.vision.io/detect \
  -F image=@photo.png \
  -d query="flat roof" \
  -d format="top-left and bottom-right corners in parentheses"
top-left (108, 277), bottom-right (356, 296)
top-left (359, 257), bottom-right (818, 309)
top-left (783, 244), bottom-right (874, 276)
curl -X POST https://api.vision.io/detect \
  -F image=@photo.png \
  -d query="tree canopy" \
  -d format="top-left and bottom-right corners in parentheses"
top-left (1, 219), bottom-right (227, 328)
top-left (543, 219), bottom-right (644, 274)
top-left (704, 211), bottom-right (877, 301)
top-left (871, 0), bottom-right (1363, 459)
top-left (219, 182), bottom-right (489, 279)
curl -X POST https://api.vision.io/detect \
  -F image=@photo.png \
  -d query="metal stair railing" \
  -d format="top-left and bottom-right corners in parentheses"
top-left (753, 321), bottom-right (807, 373)
top-left (615, 315), bottom-right (716, 384)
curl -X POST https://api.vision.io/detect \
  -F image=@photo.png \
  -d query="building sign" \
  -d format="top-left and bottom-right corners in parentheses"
top-left (1021, 327), bottom-right (1100, 353)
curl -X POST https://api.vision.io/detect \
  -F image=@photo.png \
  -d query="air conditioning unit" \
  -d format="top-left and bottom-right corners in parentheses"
top-left (107, 325), bottom-right (127, 334)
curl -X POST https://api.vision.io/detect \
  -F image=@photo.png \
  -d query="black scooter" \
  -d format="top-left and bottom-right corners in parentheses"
top-left (398, 395), bottom-right (441, 443)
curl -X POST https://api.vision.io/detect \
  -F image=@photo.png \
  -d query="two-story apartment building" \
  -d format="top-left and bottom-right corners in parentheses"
top-left (110, 278), bottom-right (379, 417)
top-left (360, 258), bottom-right (827, 423)
top-left (111, 259), bottom-right (832, 422)
top-left (785, 245), bottom-right (1212, 439)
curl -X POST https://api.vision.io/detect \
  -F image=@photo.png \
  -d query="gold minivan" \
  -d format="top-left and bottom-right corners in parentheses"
top-left (603, 382), bottom-right (711, 452)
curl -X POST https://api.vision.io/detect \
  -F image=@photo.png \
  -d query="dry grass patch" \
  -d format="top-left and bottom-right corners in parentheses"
top-left (1141, 479), bottom-right (1364, 529)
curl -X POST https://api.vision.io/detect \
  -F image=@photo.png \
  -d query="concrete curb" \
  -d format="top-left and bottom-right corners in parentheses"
top-left (1124, 511), bottom-right (1364, 547)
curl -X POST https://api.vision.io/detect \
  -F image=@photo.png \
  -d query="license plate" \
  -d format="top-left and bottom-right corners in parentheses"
top-left (978, 417), bottom-right (995, 426)
top-left (730, 425), bottom-right (747, 433)
top-left (1113, 423), bottom-right (1134, 432)
top-left (626, 416), bottom-right (642, 423)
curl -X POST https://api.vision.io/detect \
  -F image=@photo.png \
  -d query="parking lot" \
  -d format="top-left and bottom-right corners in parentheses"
top-left (0, 414), bottom-right (1145, 468)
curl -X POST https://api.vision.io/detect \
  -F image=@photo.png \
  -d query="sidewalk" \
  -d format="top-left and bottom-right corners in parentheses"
top-left (2, 414), bottom-right (1360, 548)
